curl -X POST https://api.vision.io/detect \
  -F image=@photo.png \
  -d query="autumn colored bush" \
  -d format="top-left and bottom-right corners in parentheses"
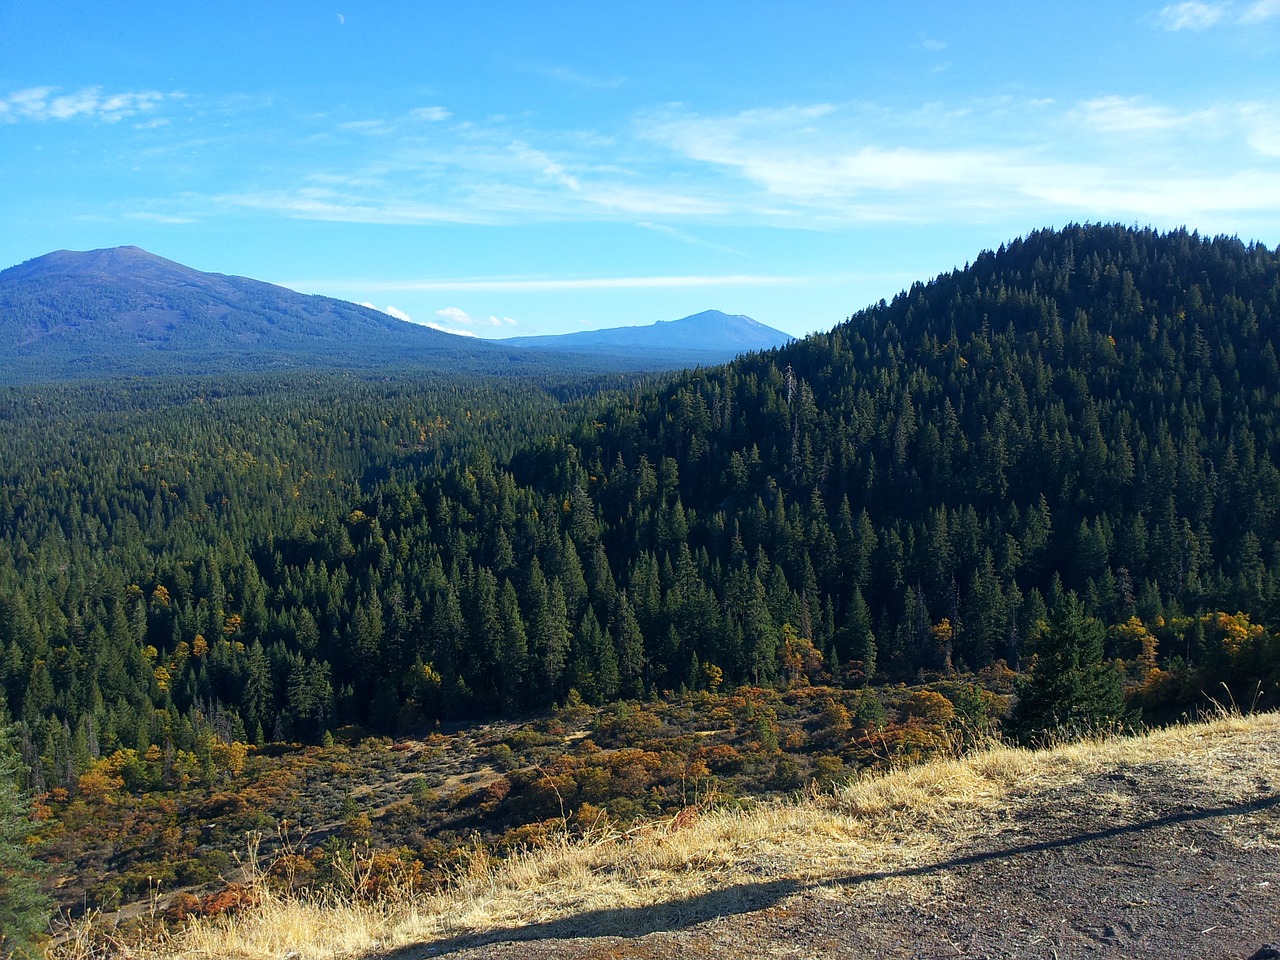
top-left (900, 690), bottom-right (957, 725)
top-left (165, 883), bottom-right (254, 921)
top-left (33, 676), bottom-right (1021, 921)
top-left (696, 743), bottom-right (744, 773)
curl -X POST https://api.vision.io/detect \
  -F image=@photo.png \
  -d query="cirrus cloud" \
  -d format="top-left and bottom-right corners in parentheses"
top-left (1240, 0), bottom-right (1280, 20)
top-left (1158, 1), bottom-right (1227, 29)
top-left (410, 106), bottom-right (452, 122)
top-left (0, 85), bottom-right (175, 123)
top-left (1156, 0), bottom-right (1280, 28)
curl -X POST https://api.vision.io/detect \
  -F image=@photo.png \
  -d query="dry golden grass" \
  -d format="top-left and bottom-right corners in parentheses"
top-left (55, 710), bottom-right (1280, 960)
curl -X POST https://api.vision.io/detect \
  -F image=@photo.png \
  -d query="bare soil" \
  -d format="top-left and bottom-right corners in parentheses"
top-left (379, 724), bottom-right (1280, 960)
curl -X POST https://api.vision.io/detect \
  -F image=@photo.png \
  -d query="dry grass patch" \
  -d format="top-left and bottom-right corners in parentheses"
top-left (56, 711), bottom-right (1280, 960)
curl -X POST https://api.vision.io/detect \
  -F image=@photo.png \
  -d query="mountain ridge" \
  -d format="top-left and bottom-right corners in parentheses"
top-left (502, 308), bottom-right (792, 359)
top-left (0, 247), bottom-right (783, 381)
top-left (0, 245), bottom-right (520, 379)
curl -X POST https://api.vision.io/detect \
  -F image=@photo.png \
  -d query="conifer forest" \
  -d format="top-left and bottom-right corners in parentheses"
top-left (4, 224), bottom-right (1280, 920)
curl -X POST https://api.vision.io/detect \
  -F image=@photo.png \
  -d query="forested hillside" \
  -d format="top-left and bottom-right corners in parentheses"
top-left (0, 370), bottom-right (649, 783)
top-left (4, 225), bottom-right (1280, 797)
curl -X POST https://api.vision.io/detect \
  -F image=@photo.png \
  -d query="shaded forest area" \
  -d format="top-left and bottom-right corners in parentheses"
top-left (3, 223), bottom-right (1280, 806)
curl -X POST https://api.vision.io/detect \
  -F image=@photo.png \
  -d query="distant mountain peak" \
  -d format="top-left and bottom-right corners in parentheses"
top-left (0, 246), bottom-right (532, 381)
top-left (664, 309), bottom-right (755, 323)
top-left (503, 309), bottom-right (792, 361)
top-left (5, 245), bottom-right (205, 284)
top-left (0, 247), bottom-right (764, 381)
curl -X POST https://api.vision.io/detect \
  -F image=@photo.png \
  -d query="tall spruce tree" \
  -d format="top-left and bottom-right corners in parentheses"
top-left (1012, 592), bottom-right (1127, 742)
top-left (1, 730), bottom-right (51, 958)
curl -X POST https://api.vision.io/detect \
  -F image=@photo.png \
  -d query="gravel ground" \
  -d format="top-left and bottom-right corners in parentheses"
top-left (379, 722), bottom-right (1280, 960)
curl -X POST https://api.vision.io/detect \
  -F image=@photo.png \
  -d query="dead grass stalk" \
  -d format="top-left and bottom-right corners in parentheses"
top-left (52, 710), bottom-right (1280, 960)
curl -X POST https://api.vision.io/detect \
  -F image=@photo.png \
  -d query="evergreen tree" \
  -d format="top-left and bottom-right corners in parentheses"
top-left (1, 730), bottom-right (51, 958)
top-left (843, 587), bottom-right (876, 683)
top-left (1012, 592), bottom-right (1127, 742)
top-left (612, 592), bottom-right (646, 699)
top-left (496, 580), bottom-right (529, 711)
top-left (547, 579), bottom-right (574, 692)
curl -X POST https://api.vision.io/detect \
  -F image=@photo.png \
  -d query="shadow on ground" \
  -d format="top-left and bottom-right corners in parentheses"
top-left (379, 878), bottom-right (803, 959)
top-left (832, 791), bottom-right (1280, 887)
top-left (376, 792), bottom-right (1280, 958)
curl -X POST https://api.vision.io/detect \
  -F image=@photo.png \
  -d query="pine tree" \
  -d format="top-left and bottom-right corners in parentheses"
top-left (1012, 592), bottom-right (1127, 742)
top-left (612, 592), bottom-right (646, 699)
top-left (537, 581), bottom-right (571, 700)
top-left (1, 731), bottom-right (51, 958)
top-left (496, 580), bottom-right (529, 711)
top-left (844, 587), bottom-right (876, 683)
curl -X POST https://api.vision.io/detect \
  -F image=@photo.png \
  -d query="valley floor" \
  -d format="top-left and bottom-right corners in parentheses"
top-left (117, 712), bottom-right (1280, 960)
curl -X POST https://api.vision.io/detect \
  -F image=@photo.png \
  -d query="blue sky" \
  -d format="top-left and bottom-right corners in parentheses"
top-left (3, 2), bottom-right (1279, 339)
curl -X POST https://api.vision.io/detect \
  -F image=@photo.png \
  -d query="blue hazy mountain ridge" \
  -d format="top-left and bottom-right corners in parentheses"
top-left (0, 246), bottom-right (523, 381)
top-left (0, 246), bottom-right (750, 383)
top-left (503, 310), bottom-right (792, 362)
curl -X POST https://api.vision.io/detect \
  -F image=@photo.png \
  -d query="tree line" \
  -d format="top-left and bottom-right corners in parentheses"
top-left (3, 224), bottom-right (1279, 794)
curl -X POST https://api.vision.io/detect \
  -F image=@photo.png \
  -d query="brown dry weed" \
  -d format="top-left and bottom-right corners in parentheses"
top-left (54, 710), bottom-right (1280, 960)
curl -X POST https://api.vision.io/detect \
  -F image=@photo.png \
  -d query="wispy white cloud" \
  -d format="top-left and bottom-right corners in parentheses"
top-left (359, 302), bottom-right (415, 322)
top-left (386, 303), bottom-right (508, 336)
top-left (1028, 168), bottom-right (1280, 221)
top-left (636, 221), bottom-right (751, 257)
top-left (1155, 0), bottom-right (1280, 28)
top-left (1072, 97), bottom-right (1280, 158)
top-left (0, 85), bottom-right (174, 123)
top-left (1071, 95), bottom-right (1220, 132)
top-left (221, 189), bottom-right (491, 224)
top-left (1158, 1), bottom-right (1228, 29)
top-left (431, 306), bottom-right (518, 328)
top-left (424, 321), bottom-right (479, 337)
top-left (217, 122), bottom-right (721, 224)
top-left (332, 105), bottom-right (452, 138)
top-left (435, 306), bottom-right (474, 325)
top-left (634, 96), bottom-right (1280, 229)
top-left (504, 139), bottom-right (718, 216)
top-left (1240, 0), bottom-right (1280, 20)
top-left (534, 65), bottom-right (625, 89)
top-left (638, 103), bottom-right (1027, 207)
top-left (308, 274), bottom-right (815, 293)
top-left (338, 118), bottom-right (394, 135)
top-left (132, 84), bottom-right (1280, 237)
top-left (410, 106), bottom-right (451, 122)
top-left (1241, 105), bottom-right (1280, 156)
top-left (124, 211), bottom-right (197, 224)
top-left (510, 140), bottom-right (583, 191)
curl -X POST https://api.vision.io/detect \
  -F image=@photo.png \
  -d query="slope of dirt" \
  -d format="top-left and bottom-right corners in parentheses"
top-left (378, 717), bottom-right (1280, 960)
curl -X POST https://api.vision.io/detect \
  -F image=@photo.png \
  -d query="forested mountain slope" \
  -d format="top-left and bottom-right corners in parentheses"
top-left (4, 225), bottom-right (1279, 788)
top-left (348, 222), bottom-right (1278, 718)
top-left (543, 223), bottom-right (1280, 680)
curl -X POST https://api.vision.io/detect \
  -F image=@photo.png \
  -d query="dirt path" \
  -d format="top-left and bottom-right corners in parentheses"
top-left (378, 724), bottom-right (1280, 960)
